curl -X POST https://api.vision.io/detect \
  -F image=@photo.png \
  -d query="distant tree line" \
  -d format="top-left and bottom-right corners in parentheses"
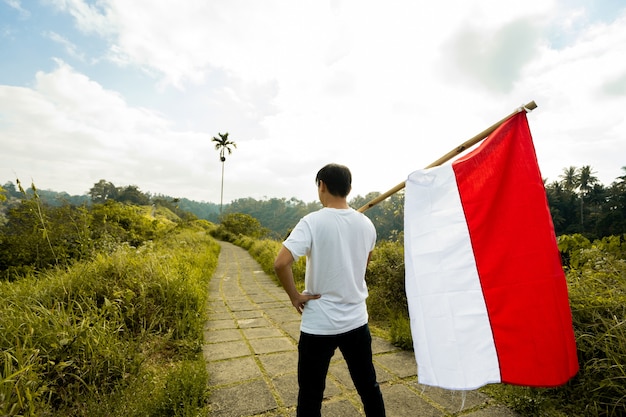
top-left (1, 181), bottom-right (90, 206)
top-left (1, 179), bottom-right (221, 223)
top-left (160, 163), bottom-right (626, 242)
top-left (221, 191), bottom-right (406, 242)
top-left (545, 165), bottom-right (626, 238)
top-left (2, 164), bottom-right (625, 251)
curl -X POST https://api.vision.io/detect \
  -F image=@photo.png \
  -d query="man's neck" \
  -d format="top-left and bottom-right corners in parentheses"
top-left (324, 197), bottom-right (349, 209)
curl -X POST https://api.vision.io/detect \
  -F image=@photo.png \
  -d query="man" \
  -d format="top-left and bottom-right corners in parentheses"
top-left (274, 163), bottom-right (386, 417)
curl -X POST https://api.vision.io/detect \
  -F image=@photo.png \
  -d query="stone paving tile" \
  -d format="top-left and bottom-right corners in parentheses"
top-left (374, 350), bottom-right (419, 378)
top-left (204, 318), bottom-right (237, 330)
top-left (226, 301), bottom-right (257, 311)
top-left (204, 328), bottom-right (241, 343)
top-left (257, 300), bottom-right (290, 310)
top-left (382, 384), bottom-right (445, 417)
top-left (281, 321), bottom-right (302, 341)
top-left (209, 356), bottom-right (261, 385)
top-left (249, 336), bottom-right (296, 354)
top-left (321, 399), bottom-right (363, 417)
top-left (232, 309), bottom-right (264, 320)
top-left (323, 376), bottom-right (343, 398)
top-left (206, 311), bottom-right (231, 321)
top-left (372, 336), bottom-right (401, 354)
top-left (258, 352), bottom-right (298, 377)
top-left (206, 301), bottom-right (229, 313)
top-left (208, 379), bottom-right (277, 417)
top-left (203, 340), bottom-right (250, 361)
top-left (242, 326), bottom-right (284, 339)
top-left (237, 316), bottom-right (272, 328)
top-left (272, 374), bottom-right (299, 408)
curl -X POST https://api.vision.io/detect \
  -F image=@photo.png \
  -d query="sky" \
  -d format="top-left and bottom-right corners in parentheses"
top-left (1, 0), bottom-right (625, 204)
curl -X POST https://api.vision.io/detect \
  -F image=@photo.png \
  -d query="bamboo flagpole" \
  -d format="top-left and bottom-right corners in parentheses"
top-left (357, 100), bottom-right (538, 213)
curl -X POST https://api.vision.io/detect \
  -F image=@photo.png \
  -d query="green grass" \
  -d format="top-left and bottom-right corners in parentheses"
top-left (0, 225), bottom-right (219, 416)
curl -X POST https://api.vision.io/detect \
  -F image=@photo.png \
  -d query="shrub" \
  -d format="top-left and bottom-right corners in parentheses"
top-left (0, 197), bottom-right (183, 281)
top-left (365, 240), bottom-right (407, 321)
top-left (389, 313), bottom-right (413, 351)
top-left (219, 212), bottom-right (269, 238)
top-left (560, 234), bottom-right (626, 416)
top-left (89, 200), bottom-right (165, 248)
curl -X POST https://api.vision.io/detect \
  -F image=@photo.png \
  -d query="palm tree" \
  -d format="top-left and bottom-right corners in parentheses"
top-left (212, 132), bottom-right (237, 213)
top-left (578, 165), bottom-right (598, 195)
top-left (577, 165), bottom-right (598, 229)
top-left (559, 166), bottom-right (578, 192)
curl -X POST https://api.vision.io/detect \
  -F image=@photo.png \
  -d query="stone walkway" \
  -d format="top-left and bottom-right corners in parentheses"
top-left (203, 242), bottom-right (519, 417)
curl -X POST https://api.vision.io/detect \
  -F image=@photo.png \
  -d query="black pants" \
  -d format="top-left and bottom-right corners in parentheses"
top-left (296, 324), bottom-right (386, 417)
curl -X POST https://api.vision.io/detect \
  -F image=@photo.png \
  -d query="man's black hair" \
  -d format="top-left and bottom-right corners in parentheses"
top-left (315, 163), bottom-right (352, 197)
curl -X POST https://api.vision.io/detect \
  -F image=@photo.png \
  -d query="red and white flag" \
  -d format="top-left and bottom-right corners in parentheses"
top-left (404, 111), bottom-right (578, 390)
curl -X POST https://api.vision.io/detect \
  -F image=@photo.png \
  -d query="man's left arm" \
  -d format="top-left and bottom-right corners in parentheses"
top-left (274, 245), bottom-right (320, 314)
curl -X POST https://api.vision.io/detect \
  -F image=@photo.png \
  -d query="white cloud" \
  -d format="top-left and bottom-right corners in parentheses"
top-left (441, 18), bottom-right (544, 93)
top-left (0, 61), bottom-right (209, 198)
top-left (45, 31), bottom-right (85, 61)
top-left (3, 0), bottom-right (30, 18)
top-left (47, 0), bottom-right (115, 37)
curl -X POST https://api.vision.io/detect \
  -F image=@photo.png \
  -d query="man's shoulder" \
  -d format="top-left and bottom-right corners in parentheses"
top-left (309, 208), bottom-right (374, 228)
top-left (301, 208), bottom-right (324, 221)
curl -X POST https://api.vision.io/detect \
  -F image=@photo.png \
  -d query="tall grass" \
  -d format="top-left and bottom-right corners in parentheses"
top-left (0, 225), bottom-right (219, 416)
top-left (558, 235), bottom-right (626, 416)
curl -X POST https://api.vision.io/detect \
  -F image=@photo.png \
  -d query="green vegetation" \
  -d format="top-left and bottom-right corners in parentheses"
top-left (4, 164), bottom-right (624, 241)
top-left (1, 165), bottom-right (625, 416)
top-left (1, 183), bottom-right (219, 416)
top-left (1, 230), bottom-right (219, 416)
top-left (546, 166), bottom-right (626, 238)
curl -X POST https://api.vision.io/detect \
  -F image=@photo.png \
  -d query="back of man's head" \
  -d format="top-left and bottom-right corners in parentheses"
top-left (316, 163), bottom-right (352, 197)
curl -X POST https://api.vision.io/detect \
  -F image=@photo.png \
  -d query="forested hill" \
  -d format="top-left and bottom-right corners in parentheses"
top-left (0, 179), bottom-right (406, 241)
top-left (0, 179), bottom-right (222, 222)
top-left (3, 164), bottom-right (626, 241)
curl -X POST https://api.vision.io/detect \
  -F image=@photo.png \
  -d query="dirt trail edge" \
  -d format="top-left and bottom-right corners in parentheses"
top-left (203, 241), bottom-right (519, 417)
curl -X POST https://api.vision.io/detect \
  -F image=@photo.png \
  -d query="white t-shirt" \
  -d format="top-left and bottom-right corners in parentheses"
top-left (283, 207), bottom-right (377, 335)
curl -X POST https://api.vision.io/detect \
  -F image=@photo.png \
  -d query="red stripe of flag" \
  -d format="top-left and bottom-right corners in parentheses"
top-left (452, 112), bottom-right (579, 386)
